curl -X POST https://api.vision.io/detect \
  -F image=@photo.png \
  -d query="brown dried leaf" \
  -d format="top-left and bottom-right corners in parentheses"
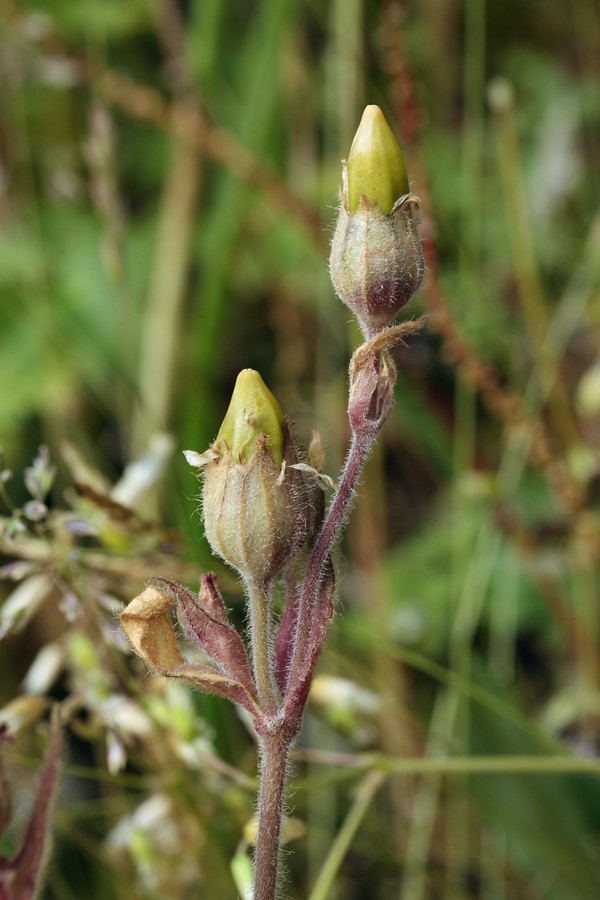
top-left (120, 586), bottom-right (184, 673)
top-left (153, 576), bottom-right (256, 697)
top-left (348, 316), bottom-right (428, 434)
top-left (120, 585), bottom-right (260, 716)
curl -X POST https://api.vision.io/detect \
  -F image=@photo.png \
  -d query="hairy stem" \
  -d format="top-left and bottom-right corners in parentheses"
top-left (286, 430), bottom-right (375, 698)
top-left (247, 579), bottom-right (277, 714)
top-left (252, 434), bottom-right (375, 898)
top-left (254, 729), bottom-right (293, 900)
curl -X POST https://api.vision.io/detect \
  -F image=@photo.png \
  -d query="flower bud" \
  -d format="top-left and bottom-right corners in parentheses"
top-left (214, 368), bottom-right (284, 465)
top-left (346, 105), bottom-right (409, 215)
top-left (329, 105), bottom-right (424, 334)
top-left (185, 370), bottom-right (313, 586)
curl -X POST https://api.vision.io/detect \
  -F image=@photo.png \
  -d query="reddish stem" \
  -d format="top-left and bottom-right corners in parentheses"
top-left (254, 727), bottom-right (293, 900)
top-left (285, 430), bottom-right (374, 707)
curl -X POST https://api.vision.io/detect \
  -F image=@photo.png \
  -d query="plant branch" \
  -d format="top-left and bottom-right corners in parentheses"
top-left (285, 429), bottom-right (375, 703)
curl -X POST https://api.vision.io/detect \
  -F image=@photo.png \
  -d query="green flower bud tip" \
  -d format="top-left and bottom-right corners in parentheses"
top-left (215, 369), bottom-right (284, 465)
top-left (346, 105), bottom-right (410, 214)
top-left (185, 370), bottom-right (313, 584)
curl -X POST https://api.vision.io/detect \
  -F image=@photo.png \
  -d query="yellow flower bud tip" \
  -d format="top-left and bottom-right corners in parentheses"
top-left (346, 105), bottom-right (410, 214)
top-left (215, 369), bottom-right (284, 465)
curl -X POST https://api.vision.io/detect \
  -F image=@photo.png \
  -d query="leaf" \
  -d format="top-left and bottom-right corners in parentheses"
top-left (120, 586), bottom-right (184, 672)
top-left (154, 575), bottom-right (257, 698)
top-left (171, 664), bottom-right (259, 715)
top-left (120, 585), bottom-right (259, 716)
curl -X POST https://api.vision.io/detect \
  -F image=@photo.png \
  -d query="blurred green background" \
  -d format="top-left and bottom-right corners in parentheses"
top-left (1, 0), bottom-right (600, 897)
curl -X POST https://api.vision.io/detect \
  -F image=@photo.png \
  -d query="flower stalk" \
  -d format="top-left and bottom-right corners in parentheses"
top-left (247, 579), bottom-right (278, 714)
top-left (120, 104), bottom-right (424, 900)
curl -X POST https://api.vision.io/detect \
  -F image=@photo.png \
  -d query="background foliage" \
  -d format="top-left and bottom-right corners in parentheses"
top-left (1, 0), bottom-right (600, 897)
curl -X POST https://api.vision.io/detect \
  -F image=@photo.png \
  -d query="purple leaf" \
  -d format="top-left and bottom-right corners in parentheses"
top-left (171, 663), bottom-right (260, 717)
top-left (120, 586), bottom-right (259, 717)
top-left (197, 573), bottom-right (230, 623)
top-left (284, 560), bottom-right (336, 728)
top-left (153, 577), bottom-right (257, 699)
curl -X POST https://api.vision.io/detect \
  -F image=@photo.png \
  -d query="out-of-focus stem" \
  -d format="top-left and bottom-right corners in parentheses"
top-left (348, 442), bottom-right (418, 841)
top-left (489, 81), bottom-right (579, 451)
top-left (308, 770), bottom-right (385, 900)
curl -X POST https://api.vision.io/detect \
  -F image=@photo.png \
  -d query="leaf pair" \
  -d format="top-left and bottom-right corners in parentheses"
top-left (120, 575), bottom-right (259, 717)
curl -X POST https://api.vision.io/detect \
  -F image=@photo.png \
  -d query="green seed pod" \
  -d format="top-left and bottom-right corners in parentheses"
top-left (329, 105), bottom-right (424, 334)
top-left (185, 370), bottom-right (313, 586)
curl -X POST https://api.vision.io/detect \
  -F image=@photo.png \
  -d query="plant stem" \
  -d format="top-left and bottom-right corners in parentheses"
top-left (254, 729), bottom-right (293, 900)
top-left (252, 430), bottom-right (376, 896)
top-left (247, 579), bottom-right (277, 714)
top-left (286, 430), bottom-right (374, 698)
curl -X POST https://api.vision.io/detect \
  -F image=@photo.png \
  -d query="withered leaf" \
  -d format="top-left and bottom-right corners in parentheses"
top-left (153, 576), bottom-right (256, 697)
top-left (120, 586), bottom-right (184, 673)
top-left (120, 585), bottom-right (259, 716)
